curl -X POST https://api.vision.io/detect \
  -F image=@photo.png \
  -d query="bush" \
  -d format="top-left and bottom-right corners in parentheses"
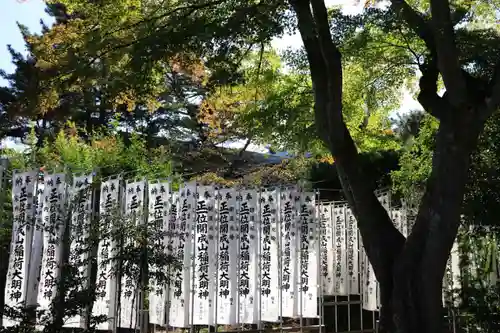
top-left (1, 123), bottom-right (179, 182)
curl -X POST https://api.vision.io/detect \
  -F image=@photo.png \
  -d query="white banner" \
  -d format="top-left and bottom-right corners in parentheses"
top-left (333, 204), bottom-right (347, 295)
top-left (94, 177), bottom-right (121, 330)
top-left (279, 189), bottom-right (298, 318)
top-left (319, 203), bottom-right (334, 296)
top-left (298, 192), bottom-right (318, 318)
top-left (391, 208), bottom-right (402, 234)
top-left (215, 188), bottom-right (238, 325)
top-left (237, 189), bottom-right (259, 324)
top-left (443, 242), bottom-right (461, 307)
top-left (400, 208), bottom-right (408, 237)
top-left (361, 248), bottom-right (377, 311)
top-left (192, 186), bottom-right (216, 325)
top-left (148, 181), bottom-right (170, 326)
top-left (5, 176), bottom-right (491, 322)
top-left (165, 190), bottom-right (179, 326)
top-left (169, 183), bottom-right (194, 328)
top-left (260, 189), bottom-right (279, 322)
top-left (372, 192), bottom-right (390, 310)
top-left (27, 179), bottom-right (44, 307)
top-left (118, 179), bottom-right (145, 329)
top-left (37, 173), bottom-right (67, 318)
top-left (4, 171), bottom-right (37, 327)
top-left (346, 208), bottom-right (359, 295)
top-left (377, 192), bottom-right (390, 211)
top-left (65, 174), bottom-right (93, 328)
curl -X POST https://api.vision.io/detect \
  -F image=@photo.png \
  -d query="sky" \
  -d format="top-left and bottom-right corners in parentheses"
top-left (0, 0), bottom-right (421, 153)
top-left (0, 0), bottom-right (53, 85)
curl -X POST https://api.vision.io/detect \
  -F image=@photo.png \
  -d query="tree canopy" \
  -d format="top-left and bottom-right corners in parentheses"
top-left (1, 0), bottom-right (500, 332)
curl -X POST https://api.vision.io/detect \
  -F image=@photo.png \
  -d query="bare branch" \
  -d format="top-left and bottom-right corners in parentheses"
top-left (429, 0), bottom-right (467, 108)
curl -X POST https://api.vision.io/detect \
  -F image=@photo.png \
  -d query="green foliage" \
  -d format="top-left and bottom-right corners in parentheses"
top-left (203, 43), bottom-right (404, 156)
top-left (391, 114), bottom-right (438, 205)
top-left (391, 111), bottom-right (500, 332)
top-left (462, 110), bottom-right (500, 227)
top-left (193, 155), bottom-right (315, 187)
top-left (455, 229), bottom-right (500, 333)
top-left (392, 108), bottom-right (500, 226)
top-left (1, 123), bottom-right (177, 181)
top-left (312, 149), bottom-right (401, 200)
top-left (0, 178), bottom-right (178, 333)
top-left (27, 0), bottom-right (290, 113)
top-left (12, 0), bottom-right (430, 162)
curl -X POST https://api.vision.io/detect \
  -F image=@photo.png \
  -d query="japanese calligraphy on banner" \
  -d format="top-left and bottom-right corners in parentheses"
top-left (170, 184), bottom-right (195, 327)
top-left (346, 208), bottom-right (359, 295)
top-left (280, 189), bottom-right (299, 318)
top-left (299, 192), bottom-right (318, 318)
top-left (27, 180), bottom-right (44, 307)
top-left (165, 190), bottom-right (179, 326)
top-left (333, 204), bottom-right (347, 295)
top-left (4, 171), bottom-right (37, 327)
top-left (148, 181), bottom-right (170, 326)
top-left (94, 177), bottom-right (121, 330)
top-left (65, 174), bottom-right (93, 328)
top-left (361, 248), bottom-right (378, 311)
top-left (37, 173), bottom-right (67, 318)
top-left (119, 179), bottom-right (145, 329)
top-left (216, 188), bottom-right (238, 325)
top-left (2, 172), bottom-right (433, 328)
top-left (193, 185), bottom-right (216, 325)
top-left (319, 203), bottom-right (334, 296)
top-left (237, 189), bottom-right (259, 324)
top-left (400, 208), bottom-right (409, 237)
top-left (260, 189), bottom-right (279, 322)
top-left (169, 183), bottom-right (195, 328)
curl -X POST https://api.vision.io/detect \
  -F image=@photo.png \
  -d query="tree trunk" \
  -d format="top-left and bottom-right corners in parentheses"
top-left (378, 107), bottom-right (483, 333)
top-left (288, 1), bottom-right (499, 332)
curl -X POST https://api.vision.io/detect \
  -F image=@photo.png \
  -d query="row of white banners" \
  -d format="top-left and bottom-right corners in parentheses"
top-left (2, 171), bottom-right (461, 329)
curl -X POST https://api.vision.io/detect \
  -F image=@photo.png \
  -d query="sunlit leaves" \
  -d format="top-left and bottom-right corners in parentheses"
top-left (391, 114), bottom-right (438, 205)
top-left (199, 48), bottom-right (283, 142)
top-left (31, 0), bottom-right (290, 115)
top-left (197, 39), bottom-right (402, 156)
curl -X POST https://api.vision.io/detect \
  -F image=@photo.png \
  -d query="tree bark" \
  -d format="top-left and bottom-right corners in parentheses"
top-left (288, 0), bottom-right (499, 332)
top-left (389, 106), bottom-right (483, 333)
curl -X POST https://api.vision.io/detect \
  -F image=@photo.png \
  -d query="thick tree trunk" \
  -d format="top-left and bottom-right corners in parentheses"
top-left (378, 108), bottom-right (483, 333)
top-left (289, 1), bottom-right (499, 332)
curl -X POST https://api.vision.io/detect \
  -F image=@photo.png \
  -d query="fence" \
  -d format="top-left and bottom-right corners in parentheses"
top-left (0, 165), bottom-right (464, 333)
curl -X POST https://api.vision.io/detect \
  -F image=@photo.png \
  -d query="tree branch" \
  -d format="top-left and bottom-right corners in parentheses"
top-left (450, 4), bottom-right (471, 25)
top-left (417, 60), bottom-right (449, 120)
top-left (290, 0), bottom-right (405, 290)
top-left (487, 60), bottom-right (500, 113)
top-left (94, 0), bottom-right (227, 44)
top-left (309, 0), bottom-right (344, 143)
top-left (288, 0), bottom-right (332, 145)
top-left (429, 0), bottom-right (467, 108)
top-left (389, 0), bottom-right (435, 52)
